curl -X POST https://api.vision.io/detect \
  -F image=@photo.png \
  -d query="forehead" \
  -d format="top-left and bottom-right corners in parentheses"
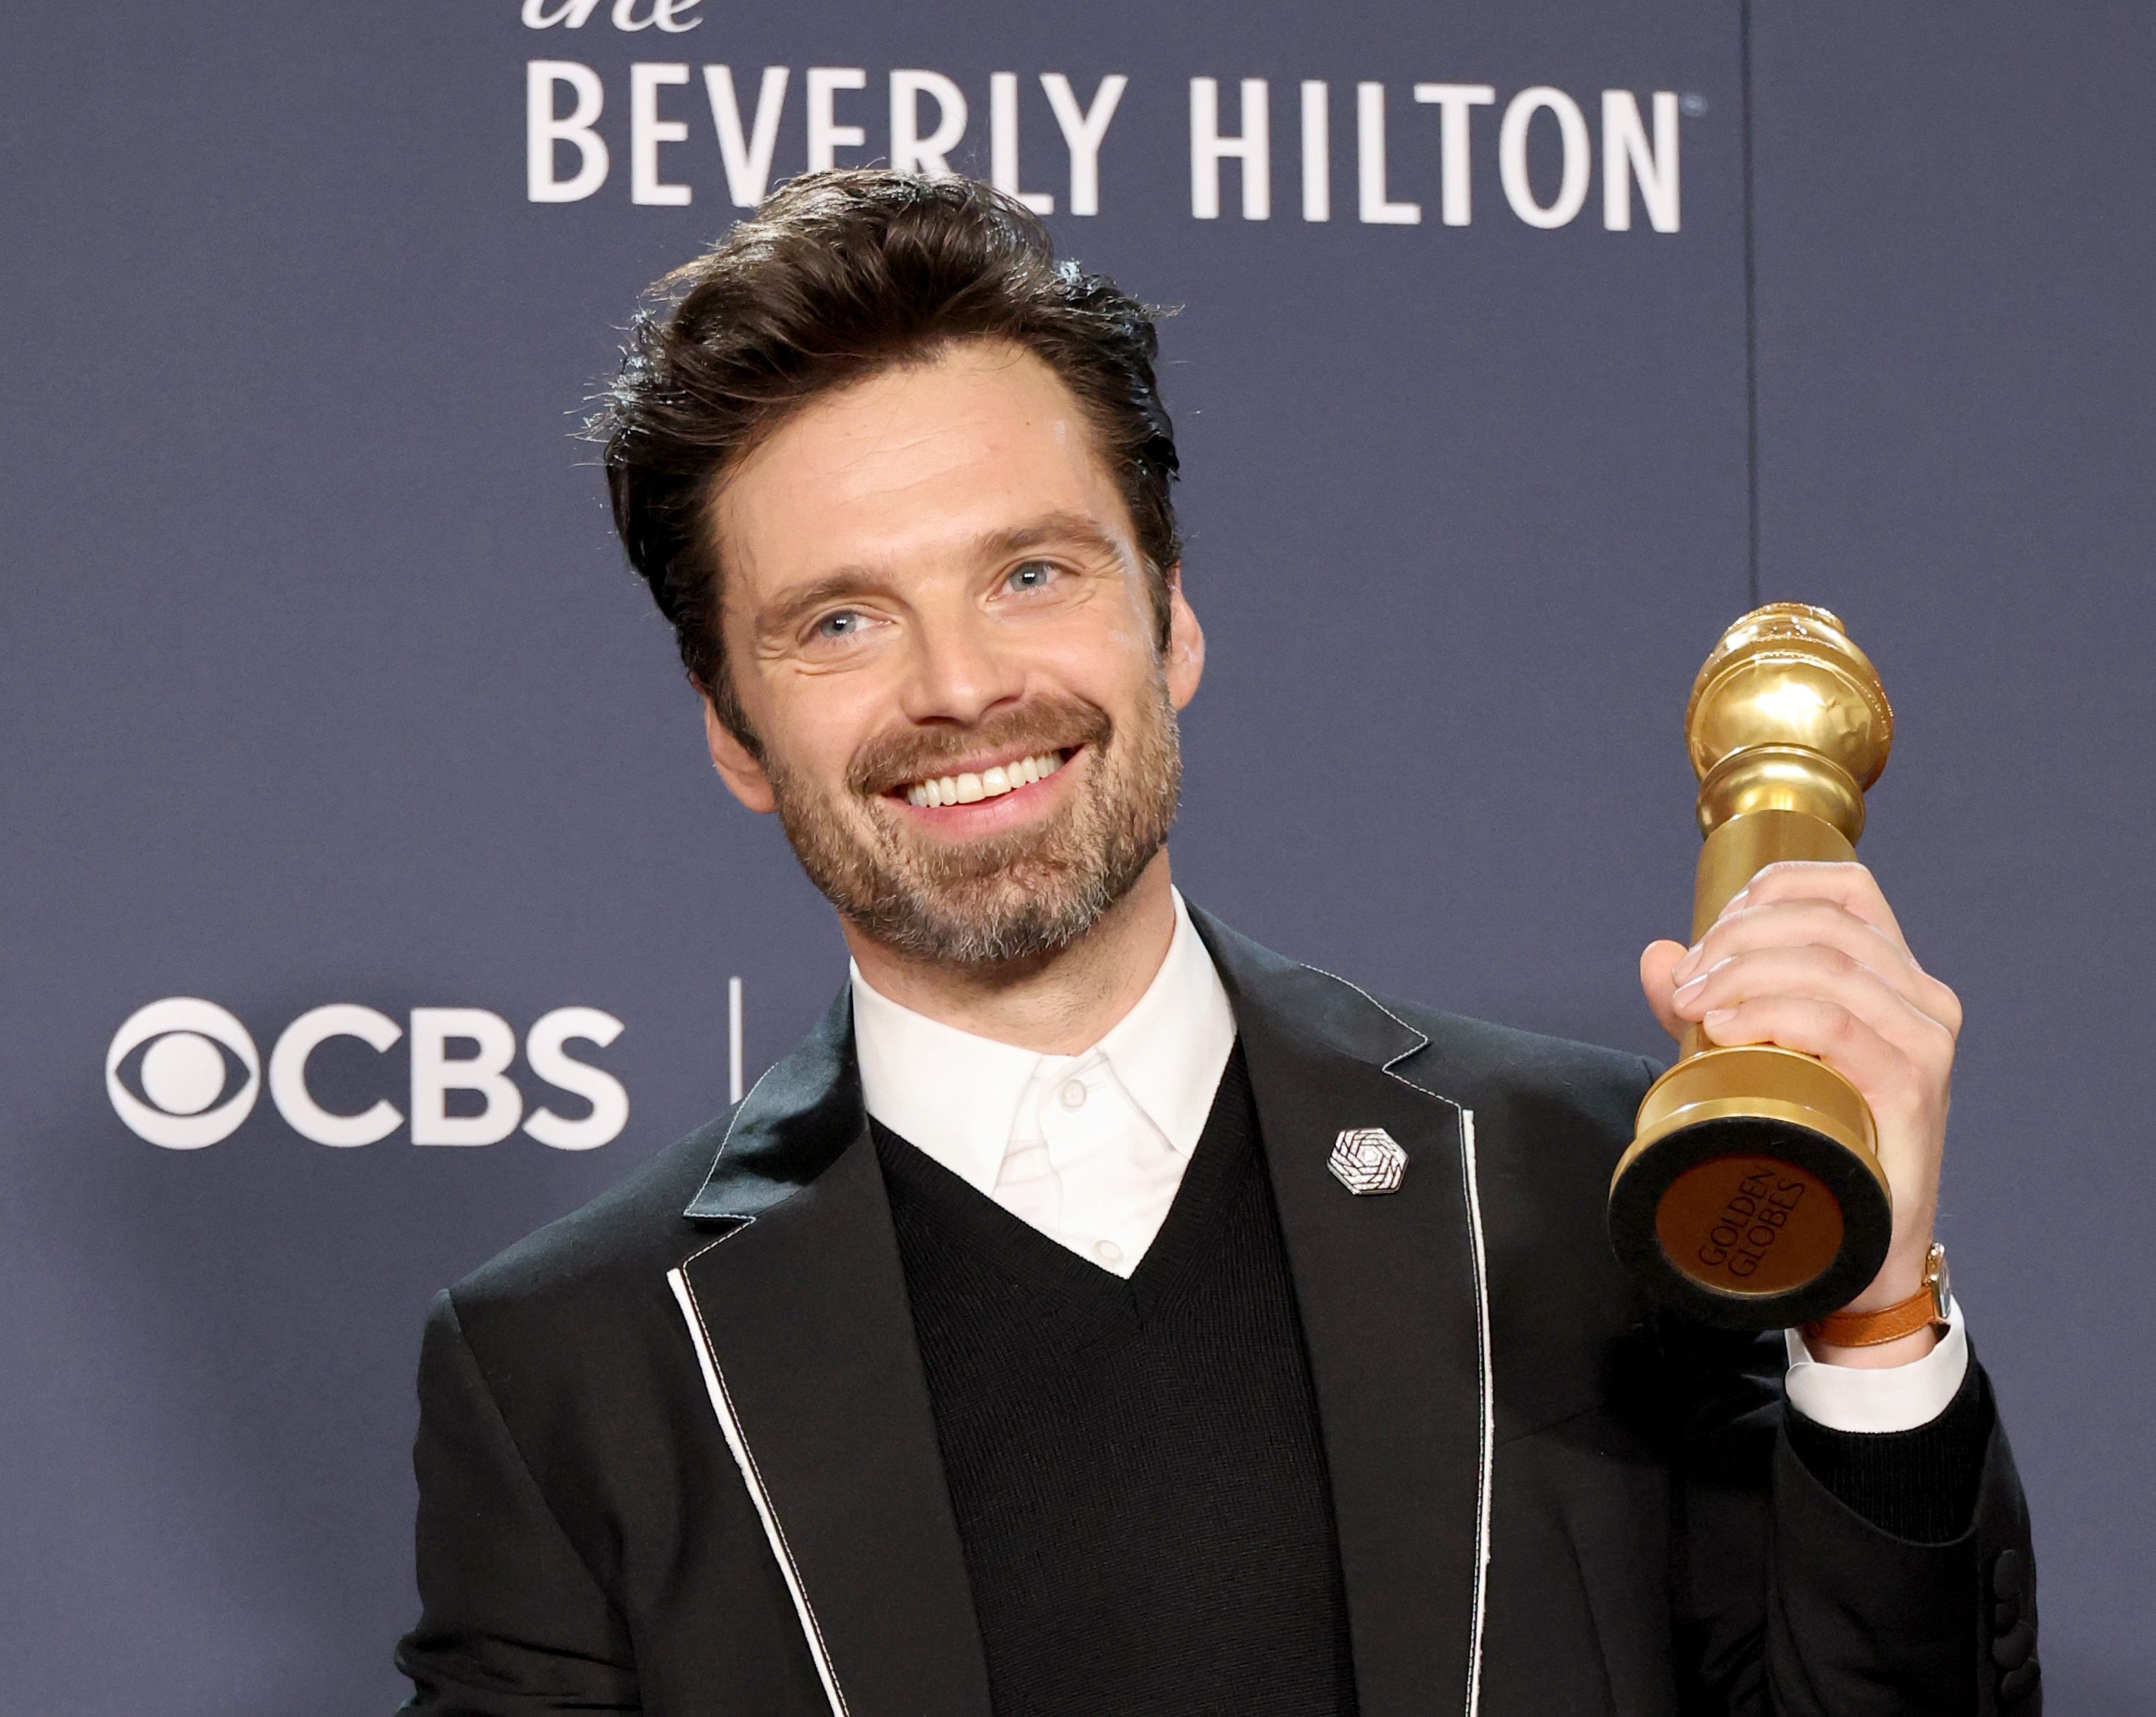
top-left (710, 340), bottom-right (1134, 596)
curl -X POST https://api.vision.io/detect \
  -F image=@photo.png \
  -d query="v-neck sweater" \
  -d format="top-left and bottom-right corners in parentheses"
top-left (873, 1041), bottom-right (1359, 1717)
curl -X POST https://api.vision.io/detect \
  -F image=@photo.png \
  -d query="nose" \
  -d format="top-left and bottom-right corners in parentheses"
top-left (896, 602), bottom-right (1027, 728)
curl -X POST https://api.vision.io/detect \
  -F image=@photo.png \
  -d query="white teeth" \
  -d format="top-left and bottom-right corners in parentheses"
top-left (903, 751), bottom-right (1066, 807)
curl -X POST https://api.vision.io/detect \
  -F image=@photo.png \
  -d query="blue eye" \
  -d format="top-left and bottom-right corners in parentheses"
top-left (1007, 561), bottom-right (1057, 592)
top-left (814, 611), bottom-right (861, 639)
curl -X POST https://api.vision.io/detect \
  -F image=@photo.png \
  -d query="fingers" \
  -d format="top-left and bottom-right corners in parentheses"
top-left (1692, 990), bottom-right (1899, 1070)
top-left (1676, 899), bottom-right (1961, 1035)
top-left (1639, 939), bottom-right (1689, 1040)
top-left (1644, 862), bottom-right (1962, 1137)
top-left (1677, 862), bottom-right (1962, 1036)
top-left (1690, 993), bottom-right (1928, 1127)
top-left (1721, 860), bottom-right (1908, 955)
top-left (1672, 944), bottom-right (1955, 1077)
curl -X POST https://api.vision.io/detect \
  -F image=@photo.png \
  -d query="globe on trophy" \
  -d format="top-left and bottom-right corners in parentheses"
top-left (1608, 603), bottom-right (1898, 1329)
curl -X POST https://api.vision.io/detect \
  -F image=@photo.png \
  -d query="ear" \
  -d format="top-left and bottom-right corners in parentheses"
top-left (702, 695), bottom-right (777, 814)
top-left (1162, 563), bottom-right (1205, 711)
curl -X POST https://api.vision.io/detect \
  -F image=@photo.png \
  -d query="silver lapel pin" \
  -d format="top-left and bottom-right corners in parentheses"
top-left (1329, 1127), bottom-right (1406, 1194)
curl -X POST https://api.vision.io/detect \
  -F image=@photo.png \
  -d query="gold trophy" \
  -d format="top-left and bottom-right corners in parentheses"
top-left (1608, 603), bottom-right (1897, 1328)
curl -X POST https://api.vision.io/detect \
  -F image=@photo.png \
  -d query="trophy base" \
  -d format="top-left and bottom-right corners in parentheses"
top-left (1608, 1046), bottom-right (1894, 1329)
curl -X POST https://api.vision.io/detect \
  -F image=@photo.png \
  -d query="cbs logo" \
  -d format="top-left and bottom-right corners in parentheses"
top-left (107, 998), bottom-right (627, 1151)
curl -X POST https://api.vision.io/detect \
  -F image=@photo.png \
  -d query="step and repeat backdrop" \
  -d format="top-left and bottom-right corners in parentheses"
top-left (5, 2), bottom-right (2150, 1709)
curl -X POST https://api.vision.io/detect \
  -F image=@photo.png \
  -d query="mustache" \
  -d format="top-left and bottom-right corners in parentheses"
top-left (847, 696), bottom-right (1114, 797)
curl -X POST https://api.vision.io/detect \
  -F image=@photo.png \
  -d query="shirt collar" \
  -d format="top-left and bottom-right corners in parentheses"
top-left (849, 888), bottom-right (1238, 1196)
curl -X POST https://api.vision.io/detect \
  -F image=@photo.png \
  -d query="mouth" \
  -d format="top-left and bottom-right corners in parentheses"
top-left (889, 747), bottom-right (1074, 810)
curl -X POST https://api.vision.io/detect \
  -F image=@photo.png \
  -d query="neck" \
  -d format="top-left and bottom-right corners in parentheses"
top-left (841, 851), bottom-right (1179, 1056)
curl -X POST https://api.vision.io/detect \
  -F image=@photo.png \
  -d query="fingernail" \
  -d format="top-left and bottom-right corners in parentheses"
top-left (1725, 888), bottom-right (1749, 913)
top-left (1674, 942), bottom-right (1703, 979)
top-left (1703, 1007), bottom-right (1737, 1031)
top-left (1674, 973), bottom-right (1706, 1000)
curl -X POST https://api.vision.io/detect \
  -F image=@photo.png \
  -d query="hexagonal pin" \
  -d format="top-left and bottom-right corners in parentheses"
top-left (1328, 1126), bottom-right (1406, 1194)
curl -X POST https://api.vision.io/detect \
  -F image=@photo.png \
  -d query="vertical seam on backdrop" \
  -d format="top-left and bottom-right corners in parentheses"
top-left (1303, 965), bottom-right (1494, 1716)
top-left (1741, 0), bottom-right (1763, 609)
top-left (666, 1265), bottom-right (851, 1717)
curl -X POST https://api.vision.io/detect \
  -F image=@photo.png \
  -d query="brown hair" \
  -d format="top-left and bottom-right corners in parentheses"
top-left (590, 169), bottom-right (1181, 751)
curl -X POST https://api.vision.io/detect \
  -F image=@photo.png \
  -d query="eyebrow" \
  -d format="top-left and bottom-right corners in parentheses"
top-left (755, 572), bottom-right (894, 643)
top-left (974, 510), bottom-right (1127, 566)
top-left (752, 510), bottom-right (1129, 640)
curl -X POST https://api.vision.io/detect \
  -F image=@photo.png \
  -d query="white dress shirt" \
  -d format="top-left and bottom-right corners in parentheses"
top-left (849, 887), bottom-right (1966, 1432)
top-left (853, 888), bottom-right (1235, 1278)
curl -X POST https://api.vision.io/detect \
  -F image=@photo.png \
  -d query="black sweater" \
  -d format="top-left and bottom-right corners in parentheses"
top-left (875, 1043), bottom-right (1359, 1717)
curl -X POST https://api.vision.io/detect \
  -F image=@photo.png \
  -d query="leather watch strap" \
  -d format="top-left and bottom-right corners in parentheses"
top-left (1801, 1241), bottom-right (1950, 1348)
top-left (1802, 1289), bottom-right (1937, 1348)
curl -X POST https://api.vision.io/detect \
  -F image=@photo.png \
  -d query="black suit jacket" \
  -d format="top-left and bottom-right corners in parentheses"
top-left (397, 908), bottom-right (2038, 1716)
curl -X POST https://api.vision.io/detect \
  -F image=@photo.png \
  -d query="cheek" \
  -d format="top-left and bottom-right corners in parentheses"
top-left (1037, 595), bottom-right (1162, 700)
top-left (761, 671), bottom-right (890, 791)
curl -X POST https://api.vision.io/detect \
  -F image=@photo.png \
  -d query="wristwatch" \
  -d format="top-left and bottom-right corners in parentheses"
top-left (1799, 1242), bottom-right (1951, 1348)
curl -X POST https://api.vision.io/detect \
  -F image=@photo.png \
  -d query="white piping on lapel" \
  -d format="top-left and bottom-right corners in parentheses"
top-left (1456, 1106), bottom-right (1493, 1717)
top-left (668, 1260), bottom-right (851, 1717)
top-left (1307, 966), bottom-right (1495, 1717)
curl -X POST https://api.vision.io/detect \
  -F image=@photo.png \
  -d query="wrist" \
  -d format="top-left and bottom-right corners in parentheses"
top-left (1841, 1230), bottom-right (1936, 1315)
top-left (1806, 1322), bottom-right (1940, 1369)
top-left (1800, 1238), bottom-right (1952, 1368)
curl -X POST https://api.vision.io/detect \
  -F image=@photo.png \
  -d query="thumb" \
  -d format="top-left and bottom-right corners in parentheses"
top-left (1639, 939), bottom-right (1690, 1042)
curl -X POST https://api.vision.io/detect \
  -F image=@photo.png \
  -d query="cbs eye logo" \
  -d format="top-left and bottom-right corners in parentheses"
top-left (106, 998), bottom-right (627, 1151)
top-left (106, 998), bottom-right (262, 1150)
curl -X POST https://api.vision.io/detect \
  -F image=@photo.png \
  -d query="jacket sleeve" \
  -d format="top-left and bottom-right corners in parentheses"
top-left (394, 1290), bottom-right (642, 1715)
top-left (1665, 1316), bottom-right (2041, 1716)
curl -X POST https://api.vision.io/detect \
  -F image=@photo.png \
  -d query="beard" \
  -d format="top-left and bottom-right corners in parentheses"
top-left (761, 679), bottom-right (1182, 967)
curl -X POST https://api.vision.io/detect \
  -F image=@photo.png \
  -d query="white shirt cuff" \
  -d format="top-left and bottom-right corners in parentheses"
top-left (1782, 1297), bottom-right (1969, 1433)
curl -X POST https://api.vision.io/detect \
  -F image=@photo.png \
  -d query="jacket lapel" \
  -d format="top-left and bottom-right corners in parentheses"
top-left (670, 992), bottom-right (993, 1717)
top-left (1194, 909), bottom-right (1494, 1717)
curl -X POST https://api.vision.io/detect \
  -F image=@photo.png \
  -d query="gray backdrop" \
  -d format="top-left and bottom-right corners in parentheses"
top-left (4, 3), bottom-right (2149, 1711)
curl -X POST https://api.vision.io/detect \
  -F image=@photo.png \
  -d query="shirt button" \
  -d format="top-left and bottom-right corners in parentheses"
top-left (1059, 1080), bottom-right (1087, 1110)
top-left (1093, 1240), bottom-right (1123, 1266)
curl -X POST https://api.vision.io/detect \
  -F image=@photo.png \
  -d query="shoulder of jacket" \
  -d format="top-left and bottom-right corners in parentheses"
top-left (445, 1110), bottom-right (734, 1319)
top-left (1361, 995), bottom-right (1659, 1177)
top-left (1380, 997), bottom-right (1656, 1106)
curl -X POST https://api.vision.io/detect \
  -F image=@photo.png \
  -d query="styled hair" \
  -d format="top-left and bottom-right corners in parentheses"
top-left (590, 169), bottom-right (1181, 749)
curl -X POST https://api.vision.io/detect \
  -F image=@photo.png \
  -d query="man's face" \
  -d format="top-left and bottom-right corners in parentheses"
top-left (704, 339), bottom-right (1204, 965)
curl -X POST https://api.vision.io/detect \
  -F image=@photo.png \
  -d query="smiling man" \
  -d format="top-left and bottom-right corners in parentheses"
top-left (395, 173), bottom-right (2038, 1716)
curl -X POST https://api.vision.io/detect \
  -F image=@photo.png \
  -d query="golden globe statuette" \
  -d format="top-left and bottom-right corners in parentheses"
top-left (1608, 603), bottom-right (1897, 1330)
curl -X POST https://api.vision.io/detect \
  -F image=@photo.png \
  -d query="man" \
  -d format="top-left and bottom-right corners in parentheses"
top-left (395, 172), bottom-right (2037, 1715)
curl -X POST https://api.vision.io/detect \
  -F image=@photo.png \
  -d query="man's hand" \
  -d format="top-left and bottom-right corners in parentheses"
top-left (1639, 860), bottom-right (1963, 1367)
